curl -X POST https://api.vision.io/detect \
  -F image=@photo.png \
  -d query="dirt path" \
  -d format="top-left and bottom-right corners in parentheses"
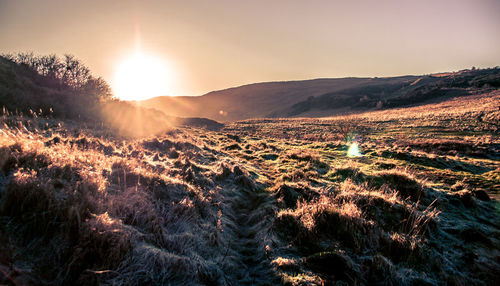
top-left (220, 175), bottom-right (278, 285)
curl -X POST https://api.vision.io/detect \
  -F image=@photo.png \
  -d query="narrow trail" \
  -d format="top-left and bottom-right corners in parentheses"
top-left (221, 177), bottom-right (278, 285)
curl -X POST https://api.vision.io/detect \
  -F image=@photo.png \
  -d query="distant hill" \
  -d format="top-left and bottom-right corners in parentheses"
top-left (288, 68), bottom-right (500, 117)
top-left (137, 78), bottom-right (386, 121)
top-left (138, 68), bottom-right (500, 121)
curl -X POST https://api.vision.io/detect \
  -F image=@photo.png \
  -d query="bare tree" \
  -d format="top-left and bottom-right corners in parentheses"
top-left (62, 54), bottom-right (91, 88)
top-left (3, 52), bottom-right (113, 100)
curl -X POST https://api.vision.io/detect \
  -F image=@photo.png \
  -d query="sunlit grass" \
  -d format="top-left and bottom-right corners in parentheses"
top-left (0, 90), bottom-right (499, 285)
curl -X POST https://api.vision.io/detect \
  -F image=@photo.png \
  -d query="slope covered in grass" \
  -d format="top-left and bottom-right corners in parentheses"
top-left (1, 90), bottom-right (499, 285)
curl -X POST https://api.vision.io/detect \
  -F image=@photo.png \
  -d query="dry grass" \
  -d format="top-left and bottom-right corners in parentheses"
top-left (1, 90), bottom-right (499, 285)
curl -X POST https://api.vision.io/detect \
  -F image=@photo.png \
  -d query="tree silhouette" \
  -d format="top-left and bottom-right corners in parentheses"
top-left (3, 52), bottom-right (112, 100)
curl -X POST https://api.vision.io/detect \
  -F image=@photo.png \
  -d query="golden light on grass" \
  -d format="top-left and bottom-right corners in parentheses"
top-left (347, 142), bottom-right (362, 157)
top-left (112, 53), bottom-right (172, 101)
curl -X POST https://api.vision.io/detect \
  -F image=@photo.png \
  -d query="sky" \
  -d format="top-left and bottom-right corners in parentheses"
top-left (1, 0), bottom-right (499, 97)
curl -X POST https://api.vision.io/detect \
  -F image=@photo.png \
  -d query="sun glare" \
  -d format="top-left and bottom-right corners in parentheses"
top-left (113, 54), bottom-right (171, 101)
top-left (347, 142), bottom-right (362, 157)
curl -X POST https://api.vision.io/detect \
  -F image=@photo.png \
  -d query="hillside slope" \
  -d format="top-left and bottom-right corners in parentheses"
top-left (136, 77), bottom-right (406, 121)
top-left (138, 68), bottom-right (500, 121)
top-left (288, 68), bottom-right (500, 117)
top-left (0, 55), bottom-right (100, 120)
top-left (1, 91), bottom-right (499, 285)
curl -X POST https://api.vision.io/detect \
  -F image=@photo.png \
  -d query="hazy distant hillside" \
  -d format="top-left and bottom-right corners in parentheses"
top-left (139, 68), bottom-right (500, 121)
top-left (137, 77), bottom-right (394, 121)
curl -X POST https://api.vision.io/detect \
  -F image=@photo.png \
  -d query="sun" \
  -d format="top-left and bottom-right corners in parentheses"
top-left (112, 53), bottom-right (171, 101)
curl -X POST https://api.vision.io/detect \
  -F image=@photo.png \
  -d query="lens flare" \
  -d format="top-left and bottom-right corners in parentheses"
top-left (347, 142), bottom-right (362, 157)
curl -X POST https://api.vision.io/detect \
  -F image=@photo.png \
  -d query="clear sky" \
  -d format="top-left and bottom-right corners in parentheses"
top-left (1, 0), bottom-right (499, 97)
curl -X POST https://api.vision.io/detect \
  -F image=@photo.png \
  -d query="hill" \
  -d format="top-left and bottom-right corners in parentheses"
top-left (138, 68), bottom-right (500, 121)
top-left (137, 77), bottom-right (407, 121)
top-left (1, 90), bottom-right (499, 285)
top-left (0, 54), bottom-right (108, 120)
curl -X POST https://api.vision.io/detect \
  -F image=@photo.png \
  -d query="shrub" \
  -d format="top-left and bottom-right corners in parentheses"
top-left (371, 169), bottom-right (425, 201)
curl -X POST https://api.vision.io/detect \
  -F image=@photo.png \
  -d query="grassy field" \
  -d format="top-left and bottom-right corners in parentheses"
top-left (0, 91), bottom-right (499, 285)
